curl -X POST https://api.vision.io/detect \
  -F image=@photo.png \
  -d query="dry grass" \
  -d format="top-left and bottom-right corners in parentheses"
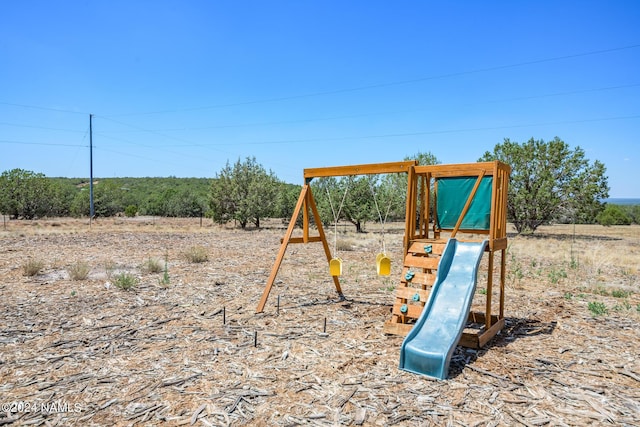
top-left (505, 224), bottom-right (639, 307)
top-left (181, 245), bottom-right (209, 263)
top-left (141, 257), bottom-right (163, 274)
top-left (0, 217), bottom-right (639, 426)
top-left (21, 258), bottom-right (45, 276)
top-left (67, 260), bottom-right (91, 281)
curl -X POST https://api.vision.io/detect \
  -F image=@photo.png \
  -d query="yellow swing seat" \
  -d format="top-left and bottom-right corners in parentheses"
top-left (376, 253), bottom-right (391, 276)
top-left (329, 258), bottom-right (343, 276)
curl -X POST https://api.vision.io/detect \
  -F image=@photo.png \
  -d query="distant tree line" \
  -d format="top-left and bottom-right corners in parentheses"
top-left (0, 169), bottom-right (74, 219)
top-left (0, 140), bottom-right (635, 232)
top-left (0, 169), bottom-right (214, 220)
top-left (0, 158), bottom-right (300, 228)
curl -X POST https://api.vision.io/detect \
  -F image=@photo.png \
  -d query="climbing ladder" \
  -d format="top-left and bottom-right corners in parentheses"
top-left (385, 239), bottom-right (447, 334)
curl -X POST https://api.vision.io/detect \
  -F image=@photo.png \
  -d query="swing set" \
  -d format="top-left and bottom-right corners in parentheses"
top-left (256, 159), bottom-right (510, 350)
top-left (256, 161), bottom-right (415, 312)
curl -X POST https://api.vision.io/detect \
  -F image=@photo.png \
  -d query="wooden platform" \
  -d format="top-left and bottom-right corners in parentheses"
top-left (383, 312), bottom-right (504, 349)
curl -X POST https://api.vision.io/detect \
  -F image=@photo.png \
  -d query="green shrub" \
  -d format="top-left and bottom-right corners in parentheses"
top-left (588, 301), bottom-right (608, 316)
top-left (113, 273), bottom-right (138, 291)
top-left (124, 205), bottom-right (138, 217)
top-left (570, 257), bottom-right (579, 269)
top-left (594, 285), bottom-right (609, 296)
top-left (628, 205), bottom-right (640, 224)
top-left (548, 267), bottom-right (567, 284)
top-left (508, 257), bottom-right (524, 284)
top-left (159, 269), bottom-right (170, 286)
top-left (613, 301), bottom-right (632, 312)
top-left (67, 261), bottom-right (91, 280)
top-left (597, 205), bottom-right (632, 226)
top-left (611, 289), bottom-right (630, 298)
top-left (23, 259), bottom-right (45, 276)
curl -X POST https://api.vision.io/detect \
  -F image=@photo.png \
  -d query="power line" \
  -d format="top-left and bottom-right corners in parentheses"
top-left (94, 146), bottom-right (215, 177)
top-left (2, 81), bottom-right (637, 138)
top-left (91, 116), bottom-right (301, 178)
top-left (0, 102), bottom-right (88, 115)
top-left (2, 43), bottom-right (637, 124)
top-left (64, 125), bottom-right (91, 176)
top-left (0, 121), bottom-right (86, 133)
top-left (104, 43), bottom-right (640, 117)
top-left (95, 114), bottom-right (235, 157)
top-left (0, 140), bottom-right (87, 147)
top-left (88, 116), bottom-right (238, 169)
top-left (95, 132), bottom-right (222, 163)
top-left (4, 112), bottom-right (638, 151)
top-left (95, 82), bottom-right (640, 134)
top-left (147, 113), bottom-right (640, 147)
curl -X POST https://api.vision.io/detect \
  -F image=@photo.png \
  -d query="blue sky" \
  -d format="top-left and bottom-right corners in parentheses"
top-left (1, 1), bottom-right (639, 197)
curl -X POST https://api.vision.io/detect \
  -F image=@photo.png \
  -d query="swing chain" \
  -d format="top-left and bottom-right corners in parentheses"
top-left (369, 179), bottom-right (395, 255)
top-left (326, 181), bottom-right (349, 255)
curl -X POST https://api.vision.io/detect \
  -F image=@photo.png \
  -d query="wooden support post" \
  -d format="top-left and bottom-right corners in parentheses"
top-left (500, 248), bottom-right (506, 318)
top-left (303, 180), bottom-right (310, 243)
top-left (417, 174), bottom-right (425, 238)
top-left (485, 250), bottom-right (494, 330)
top-left (421, 174), bottom-right (429, 238)
top-left (404, 165), bottom-right (416, 254)
top-left (256, 185), bottom-right (309, 313)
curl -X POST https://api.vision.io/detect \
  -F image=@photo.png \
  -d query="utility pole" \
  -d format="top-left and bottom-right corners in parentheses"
top-left (89, 114), bottom-right (94, 224)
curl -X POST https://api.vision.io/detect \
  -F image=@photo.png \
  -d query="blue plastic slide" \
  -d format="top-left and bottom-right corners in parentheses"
top-left (399, 238), bottom-right (488, 379)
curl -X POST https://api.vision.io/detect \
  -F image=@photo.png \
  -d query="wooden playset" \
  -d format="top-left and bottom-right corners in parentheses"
top-left (256, 160), bottom-right (510, 349)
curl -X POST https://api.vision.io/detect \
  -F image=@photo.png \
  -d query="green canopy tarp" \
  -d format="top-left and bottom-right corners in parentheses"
top-left (436, 176), bottom-right (492, 230)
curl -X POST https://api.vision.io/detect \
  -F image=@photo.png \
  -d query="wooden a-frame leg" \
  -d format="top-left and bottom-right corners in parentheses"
top-left (256, 185), bottom-right (309, 313)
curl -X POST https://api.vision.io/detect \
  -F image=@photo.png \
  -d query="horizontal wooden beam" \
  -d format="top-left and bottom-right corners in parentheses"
top-left (383, 321), bottom-right (414, 336)
top-left (403, 254), bottom-right (440, 270)
top-left (394, 286), bottom-right (431, 301)
top-left (399, 269), bottom-right (437, 286)
top-left (413, 161), bottom-right (511, 177)
top-left (391, 301), bottom-right (423, 318)
top-left (284, 236), bottom-right (323, 244)
top-left (304, 160), bottom-right (417, 180)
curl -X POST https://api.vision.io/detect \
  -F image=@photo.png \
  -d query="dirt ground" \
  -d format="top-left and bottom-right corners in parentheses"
top-left (0, 217), bottom-right (639, 426)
